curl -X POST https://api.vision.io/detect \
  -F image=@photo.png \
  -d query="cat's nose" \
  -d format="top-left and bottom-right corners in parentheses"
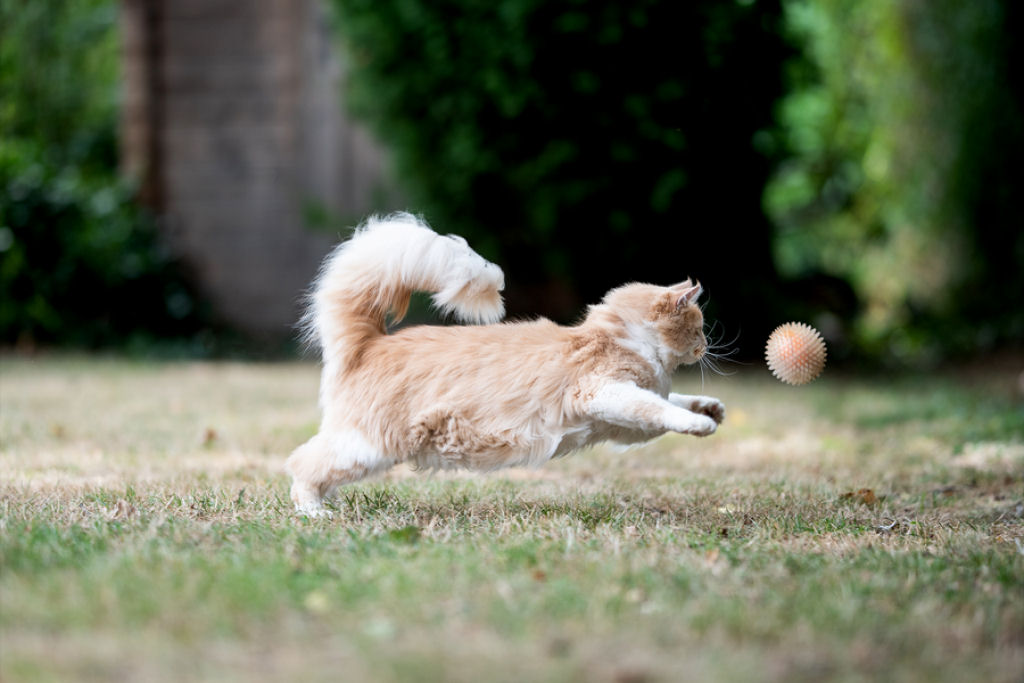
top-left (695, 345), bottom-right (707, 358)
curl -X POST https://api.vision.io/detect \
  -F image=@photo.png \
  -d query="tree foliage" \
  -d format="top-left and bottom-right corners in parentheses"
top-left (766, 0), bottom-right (1024, 360)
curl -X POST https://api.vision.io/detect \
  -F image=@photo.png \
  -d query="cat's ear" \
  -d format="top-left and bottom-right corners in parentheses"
top-left (675, 281), bottom-right (702, 309)
top-left (670, 278), bottom-right (693, 291)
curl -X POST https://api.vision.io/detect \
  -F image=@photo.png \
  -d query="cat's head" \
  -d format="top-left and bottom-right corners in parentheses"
top-left (597, 280), bottom-right (707, 369)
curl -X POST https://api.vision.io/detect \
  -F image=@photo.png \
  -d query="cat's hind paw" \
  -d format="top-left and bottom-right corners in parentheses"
top-left (290, 480), bottom-right (332, 519)
top-left (295, 503), bottom-right (333, 519)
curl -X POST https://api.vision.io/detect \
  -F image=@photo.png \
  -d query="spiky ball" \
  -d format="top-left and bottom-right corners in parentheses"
top-left (765, 322), bottom-right (827, 385)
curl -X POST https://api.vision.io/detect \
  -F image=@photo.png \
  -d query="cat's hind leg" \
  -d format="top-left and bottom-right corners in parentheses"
top-left (285, 430), bottom-right (387, 517)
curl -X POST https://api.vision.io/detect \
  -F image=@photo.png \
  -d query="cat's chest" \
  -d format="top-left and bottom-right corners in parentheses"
top-left (650, 372), bottom-right (672, 397)
top-left (613, 331), bottom-right (671, 394)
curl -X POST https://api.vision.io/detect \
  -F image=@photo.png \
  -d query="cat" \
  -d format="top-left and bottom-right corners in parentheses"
top-left (286, 213), bottom-right (725, 515)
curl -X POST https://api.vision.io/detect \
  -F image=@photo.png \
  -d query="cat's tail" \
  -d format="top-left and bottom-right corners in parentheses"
top-left (303, 212), bottom-right (505, 367)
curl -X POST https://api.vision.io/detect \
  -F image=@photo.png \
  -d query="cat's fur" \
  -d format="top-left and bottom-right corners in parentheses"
top-left (286, 213), bottom-right (725, 515)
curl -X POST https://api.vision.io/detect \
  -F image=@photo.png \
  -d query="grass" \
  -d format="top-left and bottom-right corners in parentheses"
top-left (1, 354), bottom-right (1022, 682)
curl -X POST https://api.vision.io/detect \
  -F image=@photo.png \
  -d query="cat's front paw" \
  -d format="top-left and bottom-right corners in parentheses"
top-left (672, 414), bottom-right (718, 437)
top-left (693, 397), bottom-right (725, 424)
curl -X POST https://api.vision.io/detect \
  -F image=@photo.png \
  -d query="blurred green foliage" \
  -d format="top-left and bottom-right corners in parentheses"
top-left (766, 0), bottom-right (1024, 361)
top-left (0, 0), bottom-right (205, 347)
top-left (329, 0), bottom-right (791, 345)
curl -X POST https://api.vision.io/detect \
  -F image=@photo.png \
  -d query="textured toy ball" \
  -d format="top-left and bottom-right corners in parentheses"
top-left (765, 322), bottom-right (827, 385)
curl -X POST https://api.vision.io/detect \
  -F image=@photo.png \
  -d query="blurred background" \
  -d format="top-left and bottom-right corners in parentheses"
top-left (2, 0), bottom-right (1022, 363)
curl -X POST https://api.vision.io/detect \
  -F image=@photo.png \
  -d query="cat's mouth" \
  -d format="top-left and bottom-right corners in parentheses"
top-left (676, 345), bottom-right (707, 366)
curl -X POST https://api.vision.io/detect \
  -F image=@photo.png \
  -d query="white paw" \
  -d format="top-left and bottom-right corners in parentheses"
top-left (671, 414), bottom-right (718, 437)
top-left (290, 481), bottom-right (330, 518)
top-left (295, 504), bottom-right (333, 519)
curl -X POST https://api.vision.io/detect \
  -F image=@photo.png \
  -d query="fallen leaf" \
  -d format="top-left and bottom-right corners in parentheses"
top-left (840, 488), bottom-right (878, 505)
top-left (702, 548), bottom-right (723, 571)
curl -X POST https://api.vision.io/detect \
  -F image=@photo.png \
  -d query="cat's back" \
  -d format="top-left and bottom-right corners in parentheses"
top-left (347, 318), bottom-right (580, 438)
top-left (368, 316), bottom-right (655, 387)
top-left (357, 316), bottom-right (655, 400)
top-left (374, 317), bottom-right (572, 377)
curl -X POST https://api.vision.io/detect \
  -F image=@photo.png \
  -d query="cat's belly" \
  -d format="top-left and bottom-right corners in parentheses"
top-left (551, 422), bottom-right (657, 458)
top-left (586, 421), bottom-right (663, 447)
top-left (410, 422), bottom-right (596, 471)
top-left (551, 425), bottom-right (594, 459)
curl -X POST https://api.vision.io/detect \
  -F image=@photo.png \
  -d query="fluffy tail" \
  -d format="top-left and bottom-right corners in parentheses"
top-left (303, 213), bottom-right (505, 366)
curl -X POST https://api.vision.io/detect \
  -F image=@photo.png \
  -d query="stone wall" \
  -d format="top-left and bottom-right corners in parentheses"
top-left (120, 0), bottom-right (389, 336)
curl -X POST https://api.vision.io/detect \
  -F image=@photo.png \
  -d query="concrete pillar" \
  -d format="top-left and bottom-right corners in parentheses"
top-left (120, 0), bottom-right (390, 337)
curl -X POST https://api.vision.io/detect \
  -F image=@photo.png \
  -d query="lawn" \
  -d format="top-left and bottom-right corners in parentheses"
top-left (1, 355), bottom-right (1022, 682)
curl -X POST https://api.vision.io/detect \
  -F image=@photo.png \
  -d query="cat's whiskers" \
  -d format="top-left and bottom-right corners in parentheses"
top-left (698, 322), bottom-right (742, 380)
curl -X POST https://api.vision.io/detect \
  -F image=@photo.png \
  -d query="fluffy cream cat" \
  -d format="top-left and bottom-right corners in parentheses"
top-left (287, 213), bottom-right (725, 515)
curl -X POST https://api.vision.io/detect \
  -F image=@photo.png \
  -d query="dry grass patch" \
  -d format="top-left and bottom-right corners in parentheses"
top-left (1, 354), bottom-right (1022, 682)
